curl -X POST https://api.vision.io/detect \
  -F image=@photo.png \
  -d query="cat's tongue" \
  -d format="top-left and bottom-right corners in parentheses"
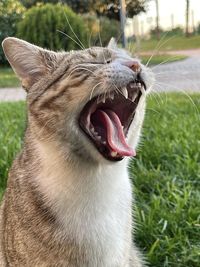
top-left (95, 110), bottom-right (136, 157)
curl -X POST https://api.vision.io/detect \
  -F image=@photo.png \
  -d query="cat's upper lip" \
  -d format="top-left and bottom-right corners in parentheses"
top-left (79, 80), bottom-right (145, 161)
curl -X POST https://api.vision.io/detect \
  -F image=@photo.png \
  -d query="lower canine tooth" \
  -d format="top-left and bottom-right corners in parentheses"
top-left (132, 93), bottom-right (137, 102)
top-left (111, 151), bottom-right (117, 157)
top-left (122, 87), bottom-right (128, 99)
top-left (110, 92), bottom-right (114, 100)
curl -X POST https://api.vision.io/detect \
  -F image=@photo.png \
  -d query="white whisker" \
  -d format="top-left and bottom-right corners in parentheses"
top-left (89, 82), bottom-right (103, 100)
top-left (57, 30), bottom-right (85, 50)
top-left (63, 12), bottom-right (86, 49)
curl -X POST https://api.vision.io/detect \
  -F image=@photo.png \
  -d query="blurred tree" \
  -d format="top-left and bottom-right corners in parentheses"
top-left (92, 0), bottom-right (150, 20)
top-left (20, 0), bottom-right (150, 20)
top-left (150, 26), bottom-right (163, 39)
top-left (17, 3), bottom-right (88, 51)
top-left (83, 14), bottom-right (120, 46)
top-left (0, 0), bottom-right (25, 65)
top-left (20, 0), bottom-right (56, 8)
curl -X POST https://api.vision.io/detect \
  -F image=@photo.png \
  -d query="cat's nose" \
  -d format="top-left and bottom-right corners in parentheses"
top-left (122, 61), bottom-right (141, 73)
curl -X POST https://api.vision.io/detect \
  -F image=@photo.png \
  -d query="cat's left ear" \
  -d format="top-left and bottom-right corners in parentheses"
top-left (107, 37), bottom-right (117, 49)
top-left (2, 37), bottom-right (63, 90)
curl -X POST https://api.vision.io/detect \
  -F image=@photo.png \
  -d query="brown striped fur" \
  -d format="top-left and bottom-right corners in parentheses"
top-left (0, 37), bottom-right (154, 266)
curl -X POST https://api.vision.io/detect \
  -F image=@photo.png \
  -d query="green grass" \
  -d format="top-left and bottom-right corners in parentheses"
top-left (0, 67), bottom-right (20, 88)
top-left (0, 102), bottom-right (26, 197)
top-left (0, 94), bottom-right (200, 266)
top-left (140, 54), bottom-right (187, 66)
top-left (138, 35), bottom-right (200, 52)
top-left (131, 93), bottom-right (200, 266)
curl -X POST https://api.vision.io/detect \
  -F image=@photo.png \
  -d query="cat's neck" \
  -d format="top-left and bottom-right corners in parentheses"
top-left (29, 138), bottom-right (130, 203)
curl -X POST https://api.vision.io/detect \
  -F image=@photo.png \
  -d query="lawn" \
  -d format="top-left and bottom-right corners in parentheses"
top-left (0, 94), bottom-right (200, 266)
top-left (0, 67), bottom-right (20, 88)
top-left (138, 35), bottom-right (200, 52)
top-left (139, 54), bottom-right (187, 66)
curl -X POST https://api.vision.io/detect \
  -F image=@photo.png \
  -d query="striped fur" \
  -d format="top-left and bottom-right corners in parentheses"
top-left (0, 37), bottom-right (154, 266)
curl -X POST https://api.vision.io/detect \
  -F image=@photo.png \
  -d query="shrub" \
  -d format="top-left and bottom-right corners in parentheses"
top-left (0, 0), bottom-right (25, 65)
top-left (17, 3), bottom-right (88, 51)
top-left (83, 14), bottom-right (120, 46)
top-left (99, 17), bottom-right (120, 46)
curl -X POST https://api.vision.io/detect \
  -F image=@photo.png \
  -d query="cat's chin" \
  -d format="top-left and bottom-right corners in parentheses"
top-left (79, 80), bottom-right (146, 162)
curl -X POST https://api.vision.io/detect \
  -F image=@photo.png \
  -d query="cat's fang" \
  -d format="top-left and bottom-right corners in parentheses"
top-left (131, 92), bottom-right (138, 102)
top-left (110, 92), bottom-right (114, 100)
top-left (121, 87), bottom-right (128, 99)
top-left (111, 151), bottom-right (118, 157)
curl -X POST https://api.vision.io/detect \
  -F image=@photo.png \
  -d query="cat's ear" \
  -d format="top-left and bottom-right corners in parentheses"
top-left (107, 37), bottom-right (117, 49)
top-left (2, 37), bottom-right (62, 89)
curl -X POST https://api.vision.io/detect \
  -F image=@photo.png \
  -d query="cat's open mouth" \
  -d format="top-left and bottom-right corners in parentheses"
top-left (79, 80), bottom-right (145, 161)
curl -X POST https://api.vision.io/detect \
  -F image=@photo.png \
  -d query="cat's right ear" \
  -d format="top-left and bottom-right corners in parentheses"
top-left (2, 37), bottom-right (62, 90)
top-left (107, 37), bottom-right (117, 49)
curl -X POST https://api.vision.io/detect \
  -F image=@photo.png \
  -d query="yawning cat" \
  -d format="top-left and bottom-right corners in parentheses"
top-left (0, 37), bottom-right (154, 266)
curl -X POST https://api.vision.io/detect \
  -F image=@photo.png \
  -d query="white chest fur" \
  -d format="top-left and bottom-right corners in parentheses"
top-left (34, 143), bottom-right (133, 266)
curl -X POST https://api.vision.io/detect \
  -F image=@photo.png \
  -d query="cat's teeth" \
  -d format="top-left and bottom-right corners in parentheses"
top-left (103, 141), bottom-right (106, 145)
top-left (129, 82), bottom-right (136, 89)
top-left (110, 92), bottom-right (114, 100)
top-left (131, 92), bottom-right (138, 102)
top-left (97, 95), bottom-right (106, 104)
top-left (91, 128), bottom-right (99, 136)
top-left (121, 87), bottom-right (128, 99)
top-left (111, 151), bottom-right (118, 157)
top-left (97, 135), bottom-right (101, 140)
top-left (97, 97), bottom-right (101, 104)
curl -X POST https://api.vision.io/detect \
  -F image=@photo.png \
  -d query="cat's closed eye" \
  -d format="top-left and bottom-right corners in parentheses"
top-left (90, 59), bottom-right (112, 65)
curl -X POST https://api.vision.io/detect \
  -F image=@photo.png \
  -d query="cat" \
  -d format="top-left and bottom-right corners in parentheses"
top-left (0, 37), bottom-right (154, 266)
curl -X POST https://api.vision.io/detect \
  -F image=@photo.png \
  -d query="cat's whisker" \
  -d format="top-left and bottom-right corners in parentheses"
top-left (62, 11), bottom-right (86, 49)
top-left (146, 33), bottom-right (176, 67)
top-left (97, 21), bottom-right (108, 65)
top-left (146, 108), bottom-right (161, 114)
top-left (57, 30), bottom-right (85, 50)
top-left (89, 82), bottom-right (104, 100)
top-left (88, 28), bottom-right (94, 49)
top-left (154, 81), bottom-right (200, 117)
top-left (71, 66), bottom-right (96, 76)
top-left (150, 88), bottom-right (165, 107)
top-left (151, 55), bottom-right (185, 70)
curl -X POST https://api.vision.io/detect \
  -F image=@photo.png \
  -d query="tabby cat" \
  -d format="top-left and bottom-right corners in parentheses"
top-left (0, 37), bottom-right (154, 266)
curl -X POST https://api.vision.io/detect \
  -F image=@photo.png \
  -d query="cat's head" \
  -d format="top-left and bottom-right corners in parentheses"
top-left (2, 37), bottom-right (154, 163)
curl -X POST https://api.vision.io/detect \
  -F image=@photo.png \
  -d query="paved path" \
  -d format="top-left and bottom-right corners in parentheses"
top-left (0, 49), bottom-right (200, 102)
top-left (0, 88), bottom-right (26, 102)
top-left (152, 49), bottom-right (200, 92)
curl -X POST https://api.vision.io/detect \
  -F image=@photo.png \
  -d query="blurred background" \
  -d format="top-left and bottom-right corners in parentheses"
top-left (0, 1), bottom-right (200, 267)
top-left (1, 0), bottom-right (200, 88)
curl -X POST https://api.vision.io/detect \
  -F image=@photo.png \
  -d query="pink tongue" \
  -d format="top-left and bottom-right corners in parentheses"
top-left (95, 110), bottom-right (136, 157)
